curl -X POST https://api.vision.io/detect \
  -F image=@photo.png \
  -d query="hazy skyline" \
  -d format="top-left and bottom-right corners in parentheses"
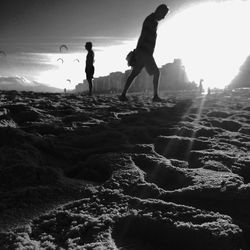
top-left (1, 0), bottom-right (250, 90)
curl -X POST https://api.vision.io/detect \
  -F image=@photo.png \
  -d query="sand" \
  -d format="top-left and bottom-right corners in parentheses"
top-left (0, 89), bottom-right (250, 249)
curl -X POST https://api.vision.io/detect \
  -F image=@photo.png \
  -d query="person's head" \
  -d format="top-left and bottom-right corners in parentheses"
top-left (154, 4), bottom-right (169, 20)
top-left (85, 42), bottom-right (92, 51)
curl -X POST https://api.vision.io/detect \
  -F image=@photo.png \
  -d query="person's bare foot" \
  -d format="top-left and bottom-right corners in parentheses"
top-left (152, 95), bottom-right (163, 102)
top-left (119, 95), bottom-right (128, 102)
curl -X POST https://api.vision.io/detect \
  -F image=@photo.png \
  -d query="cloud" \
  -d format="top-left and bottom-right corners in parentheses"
top-left (0, 76), bottom-right (62, 92)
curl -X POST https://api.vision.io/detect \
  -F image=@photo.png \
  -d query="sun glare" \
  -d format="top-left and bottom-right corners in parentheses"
top-left (156, 0), bottom-right (250, 89)
top-left (37, 53), bottom-right (84, 90)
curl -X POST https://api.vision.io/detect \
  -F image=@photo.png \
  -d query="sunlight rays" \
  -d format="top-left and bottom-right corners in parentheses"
top-left (154, 93), bottom-right (207, 165)
top-left (37, 53), bottom-right (84, 89)
top-left (183, 94), bottom-right (207, 161)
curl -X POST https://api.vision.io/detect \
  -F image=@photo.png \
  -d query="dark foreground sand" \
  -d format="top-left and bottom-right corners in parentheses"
top-left (0, 89), bottom-right (250, 249)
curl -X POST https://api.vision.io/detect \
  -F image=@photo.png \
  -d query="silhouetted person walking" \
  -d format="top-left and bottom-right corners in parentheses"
top-left (119, 4), bottom-right (169, 102)
top-left (85, 42), bottom-right (95, 96)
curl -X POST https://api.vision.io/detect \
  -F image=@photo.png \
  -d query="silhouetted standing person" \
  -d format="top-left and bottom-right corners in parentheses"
top-left (85, 42), bottom-right (95, 96)
top-left (119, 4), bottom-right (169, 102)
top-left (199, 79), bottom-right (204, 94)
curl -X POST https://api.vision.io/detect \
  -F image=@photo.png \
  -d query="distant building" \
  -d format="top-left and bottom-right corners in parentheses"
top-left (134, 68), bottom-right (152, 93)
top-left (74, 58), bottom-right (196, 94)
top-left (75, 80), bottom-right (89, 93)
top-left (108, 71), bottom-right (124, 93)
top-left (159, 59), bottom-right (189, 91)
top-left (93, 71), bottom-right (124, 94)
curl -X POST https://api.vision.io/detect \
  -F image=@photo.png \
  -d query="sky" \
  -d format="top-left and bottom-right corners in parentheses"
top-left (1, 0), bottom-right (250, 90)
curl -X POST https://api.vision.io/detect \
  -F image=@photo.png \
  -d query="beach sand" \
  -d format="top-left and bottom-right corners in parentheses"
top-left (0, 89), bottom-right (250, 249)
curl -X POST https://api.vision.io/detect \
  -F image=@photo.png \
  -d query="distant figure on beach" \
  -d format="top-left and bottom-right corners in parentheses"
top-left (199, 79), bottom-right (204, 94)
top-left (85, 42), bottom-right (95, 96)
top-left (119, 4), bottom-right (169, 102)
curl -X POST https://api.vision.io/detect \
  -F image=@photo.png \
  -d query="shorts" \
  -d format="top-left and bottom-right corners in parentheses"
top-left (133, 50), bottom-right (158, 75)
top-left (85, 66), bottom-right (95, 79)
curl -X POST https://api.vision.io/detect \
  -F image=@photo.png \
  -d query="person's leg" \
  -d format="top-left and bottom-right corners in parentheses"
top-left (145, 56), bottom-right (161, 100)
top-left (152, 68), bottom-right (160, 99)
top-left (87, 76), bottom-right (93, 96)
top-left (120, 67), bottom-right (141, 100)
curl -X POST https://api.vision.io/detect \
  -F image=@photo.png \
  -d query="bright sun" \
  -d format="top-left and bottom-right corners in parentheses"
top-left (156, 0), bottom-right (250, 89)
